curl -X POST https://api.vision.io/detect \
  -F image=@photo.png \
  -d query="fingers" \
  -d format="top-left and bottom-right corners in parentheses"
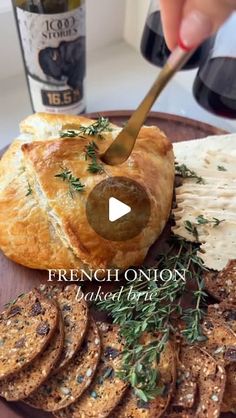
top-left (180, 0), bottom-right (236, 48)
top-left (160, 0), bottom-right (185, 50)
top-left (160, 0), bottom-right (236, 50)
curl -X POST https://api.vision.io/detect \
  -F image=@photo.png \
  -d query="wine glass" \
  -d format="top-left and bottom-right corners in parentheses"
top-left (193, 12), bottom-right (236, 119)
top-left (140, 0), bottom-right (211, 70)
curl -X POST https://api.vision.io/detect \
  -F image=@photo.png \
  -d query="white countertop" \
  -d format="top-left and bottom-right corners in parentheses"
top-left (0, 41), bottom-right (235, 148)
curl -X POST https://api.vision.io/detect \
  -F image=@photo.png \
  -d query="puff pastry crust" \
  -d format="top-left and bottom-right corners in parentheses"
top-left (0, 113), bottom-right (174, 271)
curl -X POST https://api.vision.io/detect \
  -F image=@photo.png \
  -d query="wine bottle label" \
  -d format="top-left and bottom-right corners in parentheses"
top-left (212, 13), bottom-right (236, 59)
top-left (16, 5), bottom-right (86, 114)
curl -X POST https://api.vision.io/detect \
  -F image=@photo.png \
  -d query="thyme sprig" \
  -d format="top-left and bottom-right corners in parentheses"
top-left (4, 293), bottom-right (25, 308)
top-left (196, 214), bottom-right (225, 227)
top-left (55, 167), bottom-right (85, 198)
top-left (60, 130), bottom-right (83, 138)
top-left (26, 182), bottom-right (32, 197)
top-left (181, 263), bottom-right (208, 344)
top-left (85, 141), bottom-right (104, 174)
top-left (184, 215), bottom-right (225, 240)
top-left (60, 117), bottom-right (112, 139)
top-left (184, 220), bottom-right (199, 241)
top-left (175, 162), bottom-right (205, 184)
top-left (96, 237), bottom-right (207, 401)
top-left (217, 165), bottom-right (227, 172)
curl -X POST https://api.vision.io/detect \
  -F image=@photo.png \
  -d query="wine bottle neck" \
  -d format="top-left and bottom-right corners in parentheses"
top-left (28, 0), bottom-right (44, 13)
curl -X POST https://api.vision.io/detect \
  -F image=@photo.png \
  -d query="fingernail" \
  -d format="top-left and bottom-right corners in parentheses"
top-left (179, 10), bottom-right (213, 49)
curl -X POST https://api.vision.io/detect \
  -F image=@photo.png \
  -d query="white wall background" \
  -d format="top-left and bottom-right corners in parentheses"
top-left (124, 0), bottom-right (149, 51)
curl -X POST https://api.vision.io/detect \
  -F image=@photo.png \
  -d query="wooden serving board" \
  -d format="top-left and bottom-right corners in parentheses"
top-left (0, 111), bottom-right (234, 418)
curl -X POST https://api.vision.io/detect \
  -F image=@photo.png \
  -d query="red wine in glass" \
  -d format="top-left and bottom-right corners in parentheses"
top-left (141, 11), bottom-right (211, 70)
top-left (193, 57), bottom-right (236, 119)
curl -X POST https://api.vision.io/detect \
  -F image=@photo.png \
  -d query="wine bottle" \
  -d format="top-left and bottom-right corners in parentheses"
top-left (12, 0), bottom-right (86, 114)
top-left (141, 2), bottom-right (211, 70)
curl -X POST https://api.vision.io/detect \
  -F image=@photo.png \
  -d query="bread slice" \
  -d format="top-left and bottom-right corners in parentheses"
top-left (199, 317), bottom-right (236, 366)
top-left (0, 289), bottom-right (58, 380)
top-left (55, 322), bottom-right (128, 418)
top-left (206, 305), bottom-right (236, 413)
top-left (111, 340), bottom-right (176, 418)
top-left (0, 311), bottom-right (64, 400)
top-left (40, 284), bottom-right (89, 371)
top-left (205, 260), bottom-right (236, 304)
top-left (163, 413), bottom-right (195, 418)
top-left (25, 318), bottom-right (100, 412)
top-left (169, 345), bottom-right (226, 418)
top-left (208, 302), bottom-right (236, 333)
top-left (221, 363), bottom-right (236, 413)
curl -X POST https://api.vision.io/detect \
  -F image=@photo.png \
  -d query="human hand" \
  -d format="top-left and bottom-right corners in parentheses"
top-left (160, 0), bottom-right (236, 50)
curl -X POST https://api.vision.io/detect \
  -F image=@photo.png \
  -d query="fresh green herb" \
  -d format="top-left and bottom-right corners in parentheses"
top-left (217, 165), bottom-right (227, 172)
top-left (60, 130), bottom-right (83, 138)
top-left (19, 166), bottom-right (26, 175)
top-left (60, 117), bottom-right (112, 139)
top-left (184, 220), bottom-right (199, 241)
top-left (55, 167), bottom-right (85, 198)
top-left (85, 141), bottom-right (99, 159)
top-left (96, 237), bottom-right (207, 401)
top-left (181, 276), bottom-right (208, 343)
top-left (184, 215), bottom-right (225, 241)
top-left (196, 214), bottom-right (225, 228)
top-left (85, 141), bottom-right (104, 174)
top-left (102, 366), bottom-right (114, 380)
top-left (79, 116), bottom-right (112, 137)
top-left (26, 182), bottom-right (32, 197)
top-left (88, 159), bottom-right (104, 174)
top-left (175, 163), bottom-right (205, 184)
top-left (4, 293), bottom-right (25, 308)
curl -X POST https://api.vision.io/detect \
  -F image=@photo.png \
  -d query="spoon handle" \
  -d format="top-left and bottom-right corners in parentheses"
top-left (102, 46), bottom-right (194, 166)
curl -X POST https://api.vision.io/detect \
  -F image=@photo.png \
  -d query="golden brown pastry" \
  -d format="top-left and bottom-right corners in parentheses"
top-left (0, 113), bottom-right (174, 271)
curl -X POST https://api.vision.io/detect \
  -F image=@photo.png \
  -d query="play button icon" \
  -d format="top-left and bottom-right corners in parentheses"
top-left (86, 176), bottom-right (151, 241)
top-left (109, 197), bottom-right (131, 222)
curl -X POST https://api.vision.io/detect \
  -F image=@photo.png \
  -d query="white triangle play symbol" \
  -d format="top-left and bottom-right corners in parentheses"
top-left (109, 197), bottom-right (131, 223)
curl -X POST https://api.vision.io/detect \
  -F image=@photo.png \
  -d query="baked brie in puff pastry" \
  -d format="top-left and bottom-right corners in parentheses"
top-left (0, 113), bottom-right (174, 271)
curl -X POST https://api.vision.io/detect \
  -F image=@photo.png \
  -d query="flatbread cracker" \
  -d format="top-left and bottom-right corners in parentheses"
top-left (173, 134), bottom-right (236, 271)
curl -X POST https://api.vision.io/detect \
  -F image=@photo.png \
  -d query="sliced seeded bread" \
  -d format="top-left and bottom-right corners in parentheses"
top-left (39, 284), bottom-right (89, 371)
top-left (205, 260), bottom-right (236, 303)
top-left (111, 339), bottom-right (176, 418)
top-left (199, 317), bottom-right (236, 365)
top-left (221, 363), bottom-right (236, 413)
top-left (26, 318), bottom-right (101, 412)
top-left (0, 311), bottom-right (64, 401)
top-left (163, 413), bottom-right (195, 418)
top-left (0, 289), bottom-right (58, 380)
top-left (169, 345), bottom-right (226, 418)
top-left (55, 322), bottom-right (128, 418)
top-left (208, 302), bottom-right (236, 333)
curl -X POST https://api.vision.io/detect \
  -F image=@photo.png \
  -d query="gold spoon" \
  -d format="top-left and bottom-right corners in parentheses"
top-left (101, 45), bottom-right (194, 166)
